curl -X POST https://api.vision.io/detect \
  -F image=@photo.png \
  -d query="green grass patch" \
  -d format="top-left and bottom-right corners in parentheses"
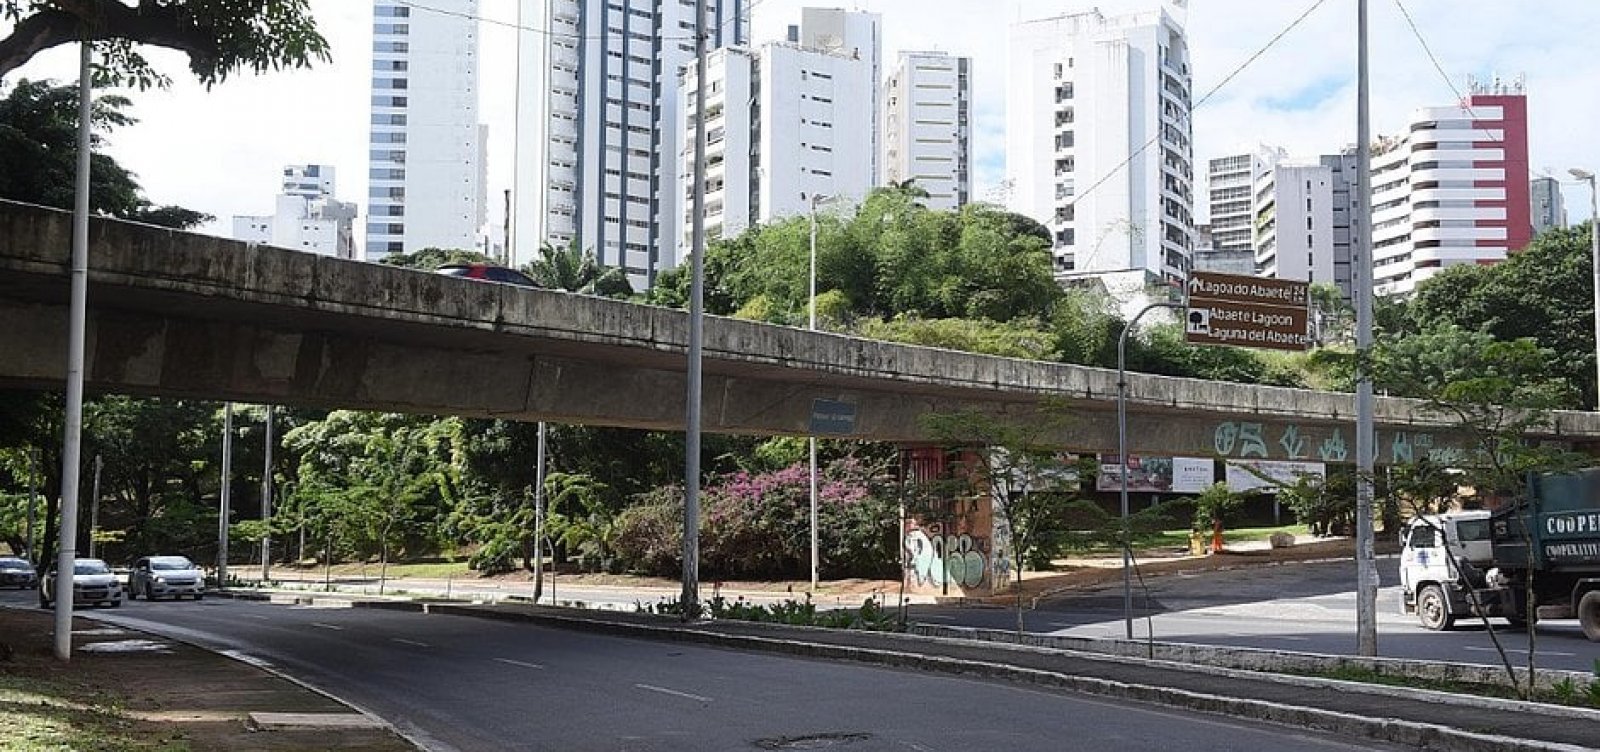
top-left (0, 674), bottom-right (188, 752)
top-left (1287, 664), bottom-right (1600, 709)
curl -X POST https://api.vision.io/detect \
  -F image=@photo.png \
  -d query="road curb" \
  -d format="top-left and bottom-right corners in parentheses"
top-left (360, 601), bottom-right (1597, 752)
top-left (909, 623), bottom-right (1597, 693)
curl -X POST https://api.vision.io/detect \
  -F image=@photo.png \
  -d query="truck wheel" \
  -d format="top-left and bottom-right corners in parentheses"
top-left (1579, 591), bottom-right (1600, 642)
top-left (1418, 584), bottom-right (1455, 631)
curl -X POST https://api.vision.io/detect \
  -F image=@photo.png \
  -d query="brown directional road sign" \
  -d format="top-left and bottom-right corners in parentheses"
top-left (1184, 271), bottom-right (1311, 352)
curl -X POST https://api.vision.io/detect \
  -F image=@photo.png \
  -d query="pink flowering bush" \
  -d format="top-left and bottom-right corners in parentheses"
top-left (608, 456), bottom-right (899, 579)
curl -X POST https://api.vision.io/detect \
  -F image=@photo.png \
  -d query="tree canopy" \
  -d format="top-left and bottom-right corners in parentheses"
top-left (0, 78), bottom-right (209, 227)
top-left (0, 1), bottom-right (330, 89)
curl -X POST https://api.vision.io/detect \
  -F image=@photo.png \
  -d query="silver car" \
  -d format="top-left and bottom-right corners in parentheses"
top-left (39, 558), bottom-right (122, 608)
top-left (129, 555), bottom-right (206, 601)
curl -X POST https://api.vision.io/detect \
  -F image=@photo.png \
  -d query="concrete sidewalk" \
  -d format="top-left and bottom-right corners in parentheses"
top-left (314, 596), bottom-right (1595, 752)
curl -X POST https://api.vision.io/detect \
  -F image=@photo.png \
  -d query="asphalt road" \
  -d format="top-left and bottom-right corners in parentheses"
top-left (909, 558), bottom-right (1600, 672)
top-left (0, 590), bottom-right (1406, 752)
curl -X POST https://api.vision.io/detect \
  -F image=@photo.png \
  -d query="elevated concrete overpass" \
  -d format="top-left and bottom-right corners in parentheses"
top-left (3, 200), bottom-right (1597, 464)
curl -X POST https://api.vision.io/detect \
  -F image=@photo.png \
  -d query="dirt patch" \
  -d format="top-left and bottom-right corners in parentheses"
top-left (0, 607), bottom-right (415, 751)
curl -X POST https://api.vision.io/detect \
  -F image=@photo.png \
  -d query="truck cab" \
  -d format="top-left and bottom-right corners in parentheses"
top-left (1399, 511), bottom-right (1494, 630)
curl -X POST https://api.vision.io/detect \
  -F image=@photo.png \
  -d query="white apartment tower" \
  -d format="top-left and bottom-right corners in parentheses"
top-left (677, 8), bottom-right (880, 251)
top-left (1253, 161), bottom-right (1334, 285)
top-left (1206, 147), bottom-right (1338, 290)
top-left (1007, 7), bottom-right (1195, 286)
top-left (882, 51), bottom-right (972, 211)
top-left (1206, 145), bottom-right (1283, 255)
top-left (365, 0), bottom-right (487, 259)
top-left (1368, 78), bottom-right (1531, 296)
top-left (515, 0), bottom-right (750, 290)
top-left (233, 164), bottom-right (358, 259)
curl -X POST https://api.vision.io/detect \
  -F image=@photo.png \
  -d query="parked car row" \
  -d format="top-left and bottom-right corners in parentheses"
top-left (0, 554), bottom-right (207, 608)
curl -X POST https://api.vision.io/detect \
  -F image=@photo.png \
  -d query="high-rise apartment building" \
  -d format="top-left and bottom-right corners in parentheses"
top-left (1253, 161), bottom-right (1334, 285)
top-left (1319, 149), bottom-right (1358, 301)
top-left (1369, 77), bottom-right (1530, 296)
top-left (233, 164), bottom-right (358, 259)
top-left (1530, 176), bottom-right (1567, 235)
top-left (1006, 7), bottom-right (1195, 287)
top-left (1205, 145), bottom-right (1340, 292)
top-left (677, 8), bottom-right (879, 250)
top-left (365, 0), bottom-right (487, 259)
top-left (1206, 146), bottom-right (1282, 255)
top-left (514, 0), bottom-right (750, 290)
top-left (882, 51), bottom-right (972, 211)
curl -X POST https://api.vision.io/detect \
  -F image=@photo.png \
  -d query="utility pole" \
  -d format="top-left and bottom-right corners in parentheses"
top-left (681, 0), bottom-right (709, 621)
top-left (261, 406), bottom-right (274, 583)
top-left (807, 193), bottom-right (828, 592)
top-left (88, 455), bottom-right (102, 559)
top-left (218, 403), bottom-right (234, 589)
top-left (54, 35), bottom-right (94, 662)
top-left (1117, 302), bottom-right (1180, 640)
top-left (533, 421), bottom-right (546, 603)
top-left (1353, 0), bottom-right (1379, 657)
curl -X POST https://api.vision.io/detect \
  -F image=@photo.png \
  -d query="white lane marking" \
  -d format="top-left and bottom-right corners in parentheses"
top-left (634, 683), bottom-right (712, 703)
top-left (391, 638), bottom-right (430, 648)
top-left (244, 614), bottom-right (271, 620)
top-left (494, 658), bottom-right (545, 670)
top-left (309, 622), bottom-right (344, 631)
top-left (1463, 646), bottom-right (1575, 657)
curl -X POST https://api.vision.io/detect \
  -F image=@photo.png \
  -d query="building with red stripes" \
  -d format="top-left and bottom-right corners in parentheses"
top-left (1367, 76), bottom-right (1530, 296)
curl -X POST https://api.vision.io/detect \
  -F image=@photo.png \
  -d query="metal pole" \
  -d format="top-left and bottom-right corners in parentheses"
top-left (261, 406), bottom-right (274, 583)
top-left (1580, 173), bottom-right (1600, 408)
top-left (218, 403), bottom-right (234, 589)
top-left (53, 37), bottom-right (93, 661)
top-left (1591, 179), bottom-right (1599, 408)
top-left (681, 0), bottom-right (709, 620)
top-left (1117, 301), bottom-right (1179, 641)
top-left (1353, 0), bottom-right (1379, 657)
top-left (808, 194), bottom-right (820, 591)
top-left (88, 455), bottom-right (101, 559)
top-left (27, 449), bottom-right (38, 564)
top-left (534, 421), bottom-right (546, 603)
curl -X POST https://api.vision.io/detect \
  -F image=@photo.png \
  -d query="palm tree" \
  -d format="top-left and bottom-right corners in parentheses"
top-left (522, 242), bottom-right (633, 298)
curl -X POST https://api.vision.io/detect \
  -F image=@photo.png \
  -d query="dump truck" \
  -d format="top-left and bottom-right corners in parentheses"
top-left (1399, 468), bottom-right (1600, 641)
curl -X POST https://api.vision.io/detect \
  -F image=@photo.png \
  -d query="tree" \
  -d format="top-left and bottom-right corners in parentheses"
top-left (1376, 327), bottom-right (1589, 698)
top-left (523, 242), bottom-right (633, 298)
top-left (1406, 225), bottom-right (1595, 409)
top-left (0, 78), bottom-right (210, 227)
top-left (920, 401), bottom-right (1082, 634)
top-left (378, 247), bottom-right (492, 270)
top-left (0, 1), bottom-right (330, 89)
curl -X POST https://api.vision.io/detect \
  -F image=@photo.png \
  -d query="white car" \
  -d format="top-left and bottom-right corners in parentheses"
top-left (39, 558), bottom-right (122, 608)
top-left (129, 555), bottom-right (206, 601)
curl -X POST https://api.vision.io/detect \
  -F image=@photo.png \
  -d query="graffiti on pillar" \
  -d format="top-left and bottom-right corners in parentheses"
top-left (1391, 432), bottom-right (1414, 465)
top-left (904, 523), bottom-right (988, 590)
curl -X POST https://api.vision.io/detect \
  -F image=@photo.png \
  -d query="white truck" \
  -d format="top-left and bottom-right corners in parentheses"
top-left (1399, 468), bottom-right (1600, 640)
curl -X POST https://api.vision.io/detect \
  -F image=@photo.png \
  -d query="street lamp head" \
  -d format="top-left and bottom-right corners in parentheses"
top-left (1570, 167), bottom-right (1595, 182)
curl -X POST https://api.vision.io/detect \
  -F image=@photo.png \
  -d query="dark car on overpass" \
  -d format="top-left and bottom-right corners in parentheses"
top-left (435, 263), bottom-right (537, 287)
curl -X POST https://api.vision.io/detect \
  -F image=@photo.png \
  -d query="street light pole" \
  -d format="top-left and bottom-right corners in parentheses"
top-left (1353, 0), bottom-right (1379, 657)
top-left (1117, 301), bottom-right (1180, 641)
top-left (88, 455), bottom-right (102, 559)
top-left (807, 192), bottom-right (829, 592)
top-left (1569, 168), bottom-right (1599, 408)
top-left (681, 0), bottom-right (709, 620)
top-left (261, 406), bottom-right (274, 583)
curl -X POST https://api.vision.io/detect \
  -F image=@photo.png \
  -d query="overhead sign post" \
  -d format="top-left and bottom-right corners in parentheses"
top-left (1185, 271), bottom-right (1312, 352)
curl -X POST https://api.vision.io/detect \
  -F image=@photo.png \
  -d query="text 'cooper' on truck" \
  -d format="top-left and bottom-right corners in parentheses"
top-left (1400, 468), bottom-right (1600, 641)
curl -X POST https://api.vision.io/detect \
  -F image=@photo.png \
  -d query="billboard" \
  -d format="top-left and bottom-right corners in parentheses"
top-left (1098, 455), bottom-right (1214, 493)
top-left (1225, 460), bottom-right (1327, 493)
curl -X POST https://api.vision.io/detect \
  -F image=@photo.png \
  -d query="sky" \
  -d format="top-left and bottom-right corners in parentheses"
top-left (3, 0), bottom-right (1598, 244)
